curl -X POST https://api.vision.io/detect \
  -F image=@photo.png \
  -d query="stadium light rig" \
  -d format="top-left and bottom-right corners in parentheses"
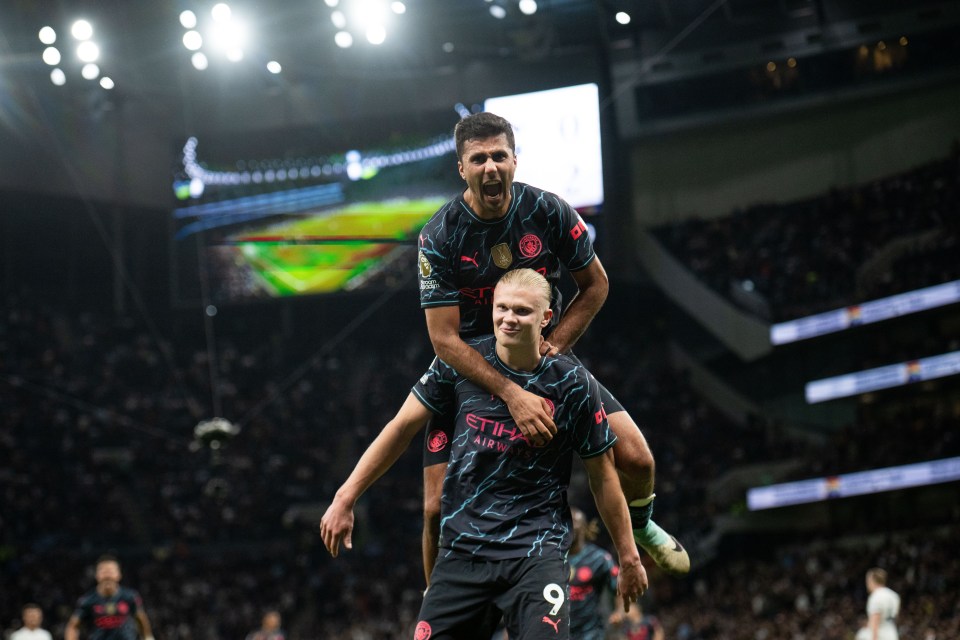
top-left (39, 20), bottom-right (114, 90)
top-left (178, 4), bottom-right (284, 76)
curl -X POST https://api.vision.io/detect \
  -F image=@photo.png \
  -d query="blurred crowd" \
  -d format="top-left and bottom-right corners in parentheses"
top-left (6, 142), bottom-right (960, 638)
top-left (655, 146), bottom-right (960, 322)
top-left (3, 282), bottom-right (958, 639)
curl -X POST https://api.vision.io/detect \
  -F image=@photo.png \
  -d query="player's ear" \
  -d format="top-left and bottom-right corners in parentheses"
top-left (458, 160), bottom-right (465, 180)
top-left (540, 308), bottom-right (553, 328)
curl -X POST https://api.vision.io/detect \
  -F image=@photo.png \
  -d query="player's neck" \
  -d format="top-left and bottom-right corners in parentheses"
top-left (97, 584), bottom-right (119, 598)
top-left (495, 341), bottom-right (541, 372)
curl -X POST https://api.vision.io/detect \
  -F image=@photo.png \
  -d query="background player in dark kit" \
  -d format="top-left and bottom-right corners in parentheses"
top-left (65, 555), bottom-right (154, 640)
top-left (417, 112), bottom-right (688, 582)
top-left (321, 269), bottom-right (646, 639)
top-left (568, 508), bottom-right (620, 640)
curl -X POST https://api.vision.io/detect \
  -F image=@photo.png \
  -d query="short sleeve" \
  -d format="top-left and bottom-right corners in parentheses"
top-left (418, 221), bottom-right (460, 309)
top-left (550, 195), bottom-right (596, 273)
top-left (568, 366), bottom-right (616, 458)
top-left (412, 357), bottom-right (458, 415)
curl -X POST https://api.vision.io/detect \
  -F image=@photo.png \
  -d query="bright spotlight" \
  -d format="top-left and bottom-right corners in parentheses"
top-left (324, 0), bottom-right (339, 6)
top-left (211, 3), bottom-right (232, 23)
top-left (267, 60), bottom-right (282, 74)
top-left (71, 20), bottom-right (94, 41)
top-left (39, 26), bottom-right (57, 45)
top-left (209, 19), bottom-right (248, 53)
top-left (391, 1), bottom-right (406, 14)
top-left (100, 77), bottom-right (115, 90)
top-left (77, 41), bottom-right (100, 63)
top-left (180, 10), bottom-right (198, 29)
top-left (519, 0), bottom-right (537, 15)
top-left (192, 52), bottom-right (209, 70)
top-left (50, 68), bottom-right (67, 86)
top-left (183, 30), bottom-right (203, 50)
top-left (226, 48), bottom-right (244, 62)
top-left (42, 46), bottom-right (61, 65)
top-left (367, 25), bottom-right (387, 45)
top-left (334, 30), bottom-right (353, 48)
top-left (615, 11), bottom-right (631, 25)
top-left (490, 5), bottom-right (507, 19)
top-left (331, 11), bottom-right (347, 29)
top-left (81, 63), bottom-right (100, 80)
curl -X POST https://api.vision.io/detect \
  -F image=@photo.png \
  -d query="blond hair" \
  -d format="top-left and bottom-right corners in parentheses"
top-left (867, 568), bottom-right (888, 586)
top-left (496, 268), bottom-right (551, 308)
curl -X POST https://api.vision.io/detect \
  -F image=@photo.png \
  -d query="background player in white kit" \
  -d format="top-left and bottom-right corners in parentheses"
top-left (865, 567), bottom-right (900, 640)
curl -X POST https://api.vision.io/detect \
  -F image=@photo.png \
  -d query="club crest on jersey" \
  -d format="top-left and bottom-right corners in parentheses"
top-left (519, 233), bottom-right (542, 258)
top-left (492, 243), bottom-right (513, 269)
top-left (427, 430), bottom-right (448, 453)
top-left (414, 621), bottom-right (432, 640)
top-left (418, 250), bottom-right (432, 278)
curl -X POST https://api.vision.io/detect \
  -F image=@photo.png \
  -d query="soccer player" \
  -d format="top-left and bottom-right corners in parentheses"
top-left (10, 604), bottom-right (53, 640)
top-left (65, 555), bottom-right (154, 640)
top-left (865, 567), bottom-right (900, 640)
top-left (417, 111), bottom-right (688, 580)
top-left (321, 269), bottom-right (647, 639)
top-left (245, 610), bottom-right (285, 640)
top-left (568, 508), bottom-right (619, 640)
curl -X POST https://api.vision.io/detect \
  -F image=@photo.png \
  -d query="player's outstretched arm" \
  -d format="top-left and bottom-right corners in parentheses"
top-left (540, 258), bottom-right (608, 356)
top-left (135, 609), bottom-right (154, 640)
top-left (64, 616), bottom-right (81, 640)
top-left (320, 393), bottom-right (432, 557)
top-left (425, 305), bottom-right (556, 445)
top-left (584, 448), bottom-right (647, 611)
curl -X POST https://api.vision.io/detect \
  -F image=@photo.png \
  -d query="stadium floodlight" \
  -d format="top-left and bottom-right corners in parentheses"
top-left (81, 63), bottom-right (100, 80)
top-left (50, 68), bottom-right (67, 85)
top-left (211, 3), bottom-right (232, 23)
top-left (100, 76), bottom-right (114, 89)
top-left (180, 10), bottom-right (198, 29)
top-left (334, 30), bottom-right (353, 48)
top-left (39, 26), bottom-right (57, 44)
top-left (324, 0), bottom-right (339, 6)
top-left (366, 24), bottom-right (387, 45)
top-left (391, 1), bottom-right (406, 14)
top-left (519, 0), bottom-right (537, 15)
top-left (208, 18), bottom-right (247, 54)
top-left (183, 30), bottom-right (203, 50)
top-left (192, 51), bottom-right (209, 69)
top-left (615, 11), bottom-right (631, 25)
top-left (71, 19), bottom-right (93, 40)
top-left (490, 5), bottom-right (507, 19)
top-left (42, 46), bottom-right (61, 65)
top-left (226, 47), bottom-right (244, 61)
top-left (77, 40), bottom-right (99, 63)
top-left (267, 60), bottom-right (282, 74)
top-left (331, 10), bottom-right (347, 29)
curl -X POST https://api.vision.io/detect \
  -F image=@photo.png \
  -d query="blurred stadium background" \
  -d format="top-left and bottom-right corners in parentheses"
top-left (1, 0), bottom-right (959, 638)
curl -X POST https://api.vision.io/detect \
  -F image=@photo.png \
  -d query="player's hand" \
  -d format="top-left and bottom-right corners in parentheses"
top-left (539, 337), bottom-right (560, 357)
top-left (505, 387), bottom-right (557, 446)
top-left (319, 498), bottom-right (354, 557)
top-left (617, 555), bottom-right (648, 612)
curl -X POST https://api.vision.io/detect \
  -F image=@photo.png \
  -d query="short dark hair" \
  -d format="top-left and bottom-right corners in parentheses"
top-left (454, 112), bottom-right (515, 160)
top-left (96, 553), bottom-right (120, 568)
top-left (22, 603), bottom-right (42, 612)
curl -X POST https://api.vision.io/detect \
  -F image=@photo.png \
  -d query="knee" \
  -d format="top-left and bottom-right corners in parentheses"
top-left (612, 425), bottom-right (655, 479)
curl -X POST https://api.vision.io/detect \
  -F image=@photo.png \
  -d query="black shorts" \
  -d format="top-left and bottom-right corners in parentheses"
top-left (421, 352), bottom-right (626, 468)
top-left (415, 554), bottom-right (571, 640)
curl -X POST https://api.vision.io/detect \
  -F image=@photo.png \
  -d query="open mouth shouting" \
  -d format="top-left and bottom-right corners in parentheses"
top-left (482, 181), bottom-right (503, 200)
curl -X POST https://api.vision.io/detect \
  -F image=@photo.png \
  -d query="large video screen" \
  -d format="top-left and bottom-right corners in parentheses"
top-left (171, 84), bottom-right (604, 304)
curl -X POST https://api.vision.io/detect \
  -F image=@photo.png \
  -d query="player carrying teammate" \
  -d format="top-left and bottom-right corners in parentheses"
top-left (321, 269), bottom-right (646, 639)
top-left (417, 111), bottom-right (688, 581)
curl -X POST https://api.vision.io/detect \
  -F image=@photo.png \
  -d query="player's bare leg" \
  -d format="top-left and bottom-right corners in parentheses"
top-left (609, 411), bottom-right (690, 575)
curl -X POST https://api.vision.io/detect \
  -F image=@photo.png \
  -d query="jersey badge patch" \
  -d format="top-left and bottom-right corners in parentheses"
top-left (492, 243), bottom-right (513, 269)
